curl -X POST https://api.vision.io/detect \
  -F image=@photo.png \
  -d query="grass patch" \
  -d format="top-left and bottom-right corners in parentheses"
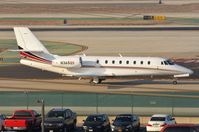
top-left (168, 17), bottom-right (199, 24)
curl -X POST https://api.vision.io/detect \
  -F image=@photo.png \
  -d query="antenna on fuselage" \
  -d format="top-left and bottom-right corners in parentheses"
top-left (119, 53), bottom-right (123, 57)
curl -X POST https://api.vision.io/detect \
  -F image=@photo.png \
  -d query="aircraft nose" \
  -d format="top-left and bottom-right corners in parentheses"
top-left (181, 66), bottom-right (194, 75)
top-left (186, 68), bottom-right (194, 75)
top-left (176, 65), bottom-right (193, 75)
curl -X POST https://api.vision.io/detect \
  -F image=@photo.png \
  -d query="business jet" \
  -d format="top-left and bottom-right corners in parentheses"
top-left (13, 27), bottom-right (193, 84)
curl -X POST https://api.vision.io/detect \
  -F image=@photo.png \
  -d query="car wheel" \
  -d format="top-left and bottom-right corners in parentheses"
top-left (109, 128), bottom-right (112, 132)
top-left (131, 127), bottom-right (135, 132)
top-left (72, 121), bottom-right (76, 130)
top-left (136, 124), bottom-right (140, 131)
top-left (27, 129), bottom-right (33, 132)
top-left (62, 127), bottom-right (67, 132)
top-left (107, 126), bottom-right (111, 132)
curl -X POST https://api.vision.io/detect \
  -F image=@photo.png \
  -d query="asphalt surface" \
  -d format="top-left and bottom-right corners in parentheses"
top-left (61, 126), bottom-right (146, 132)
top-left (4, 126), bottom-right (146, 132)
top-left (78, 126), bottom-right (146, 132)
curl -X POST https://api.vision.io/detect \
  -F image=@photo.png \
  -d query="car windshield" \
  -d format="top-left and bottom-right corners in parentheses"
top-left (14, 111), bottom-right (32, 117)
top-left (151, 117), bottom-right (166, 121)
top-left (86, 115), bottom-right (104, 122)
top-left (115, 116), bottom-right (131, 122)
top-left (47, 111), bottom-right (65, 118)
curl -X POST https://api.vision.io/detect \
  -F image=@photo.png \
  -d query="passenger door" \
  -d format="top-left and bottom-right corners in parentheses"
top-left (33, 110), bottom-right (42, 127)
top-left (167, 116), bottom-right (175, 125)
top-left (132, 116), bottom-right (139, 128)
top-left (104, 115), bottom-right (110, 131)
top-left (66, 110), bottom-right (73, 126)
top-left (0, 115), bottom-right (4, 130)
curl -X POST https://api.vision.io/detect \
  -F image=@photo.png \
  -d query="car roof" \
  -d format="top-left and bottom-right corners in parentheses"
top-left (88, 114), bottom-right (106, 116)
top-left (152, 114), bottom-right (170, 117)
top-left (117, 114), bottom-right (134, 116)
top-left (15, 110), bottom-right (34, 112)
top-left (50, 108), bottom-right (69, 111)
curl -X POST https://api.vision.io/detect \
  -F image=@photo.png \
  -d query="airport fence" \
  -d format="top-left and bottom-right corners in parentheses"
top-left (0, 91), bottom-right (199, 116)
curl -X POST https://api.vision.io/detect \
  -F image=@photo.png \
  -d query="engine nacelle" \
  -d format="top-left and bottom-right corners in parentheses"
top-left (52, 56), bottom-right (82, 68)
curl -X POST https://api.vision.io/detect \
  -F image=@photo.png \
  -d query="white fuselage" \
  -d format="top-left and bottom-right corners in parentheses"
top-left (20, 55), bottom-right (193, 78)
top-left (13, 27), bottom-right (194, 84)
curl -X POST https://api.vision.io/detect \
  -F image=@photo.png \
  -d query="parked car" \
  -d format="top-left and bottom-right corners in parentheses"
top-left (82, 114), bottom-right (111, 132)
top-left (0, 114), bottom-right (6, 131)
top-left (146, 114), bottom-right (176, 132)
top-left (44, 108), bottom-right (77, 132)
top-left (111, 114), bottom-right (140, 132)
top-left (161, 124), bottom-right (199, 132)
top-left (4, 110), bottom-right (41, 132)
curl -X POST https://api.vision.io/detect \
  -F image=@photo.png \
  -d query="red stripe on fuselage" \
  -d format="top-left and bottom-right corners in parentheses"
top-left (20, 52), bottom-right (51, 64)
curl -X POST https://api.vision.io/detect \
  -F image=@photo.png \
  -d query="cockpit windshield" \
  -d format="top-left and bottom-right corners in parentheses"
top-left (161, 60), bottom-right (175, 65)
top-left (166, 59), bottom-right (175, 65)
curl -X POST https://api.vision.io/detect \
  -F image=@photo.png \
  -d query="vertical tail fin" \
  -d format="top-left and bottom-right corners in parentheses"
top-left (14, 27), bottom-right (54, 63)
top-left (14, 27), bottom-right (49, 53)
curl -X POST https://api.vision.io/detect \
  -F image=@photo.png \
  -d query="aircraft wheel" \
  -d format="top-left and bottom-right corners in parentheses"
top-left (90, 78), bottom-right (102, 84)
top-left (89, 79), bottom-right (95, 85)
top-left (173, 80), bottom-right (178, 85)
top-left (98, 79), bottom-right (102, 84)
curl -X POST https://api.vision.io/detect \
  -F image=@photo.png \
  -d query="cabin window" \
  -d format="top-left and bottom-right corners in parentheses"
top-left (140, 61), bottom-right (143, 65)
top-left (148, 61), bottom-right (151, 65)
top-left (133, 61), bottom-right (136, 64)
top-left (119, 60), bottom-right (122, 64)
top-left (112, 60), bottom-right (115, 64)
top-left (126, 61), bottom-right (129, 64)
top-left (105, 60), bottom-right (108, 64)
top-left (96, 60), bottom-right (99, 64)
top-left (161, 61), bottom-right (164, 65)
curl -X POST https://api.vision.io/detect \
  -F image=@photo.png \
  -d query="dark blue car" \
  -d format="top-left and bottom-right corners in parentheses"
top-left (111, 114), bottom-right (140, 132)
top-left (83, 114), bottom-right (111, 132)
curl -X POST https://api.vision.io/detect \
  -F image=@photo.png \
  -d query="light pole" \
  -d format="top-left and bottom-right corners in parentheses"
top-left (131, 95), bottom-right (134, 114)
top-left (37, 99), bottom-right (45, 132)
top-left (96, 93), bottom-right (98, 114)
top-left (61, 93), bottom-right (64, 109)
top-left (24, 91), bottom-right (29, 110)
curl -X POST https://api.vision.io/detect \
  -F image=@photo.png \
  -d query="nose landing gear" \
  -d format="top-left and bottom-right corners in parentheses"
top-left (173, 80), bottom-right (178, 85)
top-left (172, 78), bottom-right (178, 85)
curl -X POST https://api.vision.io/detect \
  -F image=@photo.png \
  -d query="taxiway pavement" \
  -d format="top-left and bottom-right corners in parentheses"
top-left (0, 28), bottom-right (199, 93)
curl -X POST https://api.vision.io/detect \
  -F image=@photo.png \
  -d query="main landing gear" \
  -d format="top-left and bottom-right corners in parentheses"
top-left (89, 77), bottom-right (104, 84)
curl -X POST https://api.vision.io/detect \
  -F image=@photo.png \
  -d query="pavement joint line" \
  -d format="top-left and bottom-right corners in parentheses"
top-left (0, 26), bottom-right (199, 31)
